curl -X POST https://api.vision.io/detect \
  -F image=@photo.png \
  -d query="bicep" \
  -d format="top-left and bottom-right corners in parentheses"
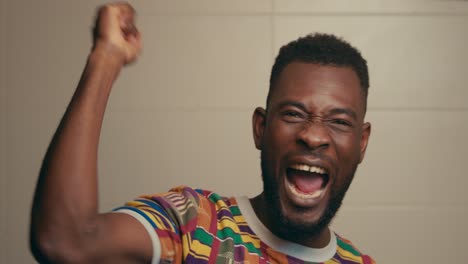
top-left (87, 212), bottom-right (156, 263)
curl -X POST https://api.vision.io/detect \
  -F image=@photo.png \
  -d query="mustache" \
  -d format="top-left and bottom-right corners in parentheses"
top-left (284, 150), bottom-right (335, 166)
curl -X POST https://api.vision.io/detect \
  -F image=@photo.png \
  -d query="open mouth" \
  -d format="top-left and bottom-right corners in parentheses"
top-left (286, 164), bottom-right (330, 200)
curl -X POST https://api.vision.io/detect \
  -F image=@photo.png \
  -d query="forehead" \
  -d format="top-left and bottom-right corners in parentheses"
top-left (270, 62), bottom-right (365, 117)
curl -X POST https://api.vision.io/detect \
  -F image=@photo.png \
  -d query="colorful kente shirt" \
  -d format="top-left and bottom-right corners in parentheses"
top-left (114, 186), bottom-right (375, 264)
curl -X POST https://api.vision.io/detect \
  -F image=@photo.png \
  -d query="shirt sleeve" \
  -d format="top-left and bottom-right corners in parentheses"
top-left (362, 254), bottom-right (376, 264)
top-left (113, 186), bottom-right (203, 264)
top-left (113, 208), bottom-right (162, 264)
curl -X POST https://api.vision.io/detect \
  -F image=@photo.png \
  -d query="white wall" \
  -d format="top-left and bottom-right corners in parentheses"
top-left (2, 0), bottom-right (468, 263)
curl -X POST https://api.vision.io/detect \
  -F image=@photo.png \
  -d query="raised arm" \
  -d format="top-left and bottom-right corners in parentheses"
top-left (30, 3), bottom-right (153, 263)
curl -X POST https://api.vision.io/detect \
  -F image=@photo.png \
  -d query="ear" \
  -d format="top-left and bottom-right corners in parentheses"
top-left (252, 107), bottom-right (267, 150)
top-left (359, 122), bottom-right (371, 163)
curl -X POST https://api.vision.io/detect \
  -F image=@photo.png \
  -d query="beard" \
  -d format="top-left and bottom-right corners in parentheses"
top-left (260, 149), bottom-right (357, 240)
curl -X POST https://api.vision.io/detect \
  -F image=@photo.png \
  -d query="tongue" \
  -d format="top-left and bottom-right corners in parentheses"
top-left (289, 170), bottom-right (324, 194)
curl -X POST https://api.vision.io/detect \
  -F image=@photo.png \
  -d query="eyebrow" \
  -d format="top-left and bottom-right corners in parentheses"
top-left (275, 100), bottom-right (358, 120)
top-left (276, 100), bottom-right (309, 112)
top-left (328, 108), bottom-right (358, 120)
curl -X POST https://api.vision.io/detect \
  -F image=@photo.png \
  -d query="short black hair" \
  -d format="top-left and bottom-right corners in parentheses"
top-left (268, 33), bottom-right (369, 109)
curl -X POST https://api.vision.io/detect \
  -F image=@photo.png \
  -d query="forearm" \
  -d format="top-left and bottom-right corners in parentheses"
top-left (31, 44), bottom-right (123, 258)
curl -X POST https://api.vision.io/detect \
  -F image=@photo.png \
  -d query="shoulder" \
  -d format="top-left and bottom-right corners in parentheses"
top-left (334, 233), bottom-right (376, 264)
top-left (148, 185), bottom-right (232, 205)
top-left (135, 186), bottom-right (236, 218)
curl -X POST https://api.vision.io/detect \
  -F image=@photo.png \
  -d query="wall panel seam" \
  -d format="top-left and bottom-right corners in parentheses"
top-left (7, 107), bottom-right (468, 113)
top-left (1, 0), bottom-right (7, 262)
top-left (272, 12), bottom-right (468, 17)
top-left (270, 0), bottom-right (276, 62)
top-left (342, 205), bottom-right (468, 211)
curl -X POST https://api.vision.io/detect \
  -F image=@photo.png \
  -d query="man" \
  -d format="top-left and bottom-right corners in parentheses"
top-left (30, 3), bottom-right (374, 263)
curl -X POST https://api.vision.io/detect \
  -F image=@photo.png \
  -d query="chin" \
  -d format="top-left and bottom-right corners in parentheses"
top-left (262, 175), bottom-right (347, 238)
top-left (259, 150), bottom-right (357, 239)
top-left (282, 204), bottom-right (324, 226)
top-left (277, 192), bottom-right (334, 237)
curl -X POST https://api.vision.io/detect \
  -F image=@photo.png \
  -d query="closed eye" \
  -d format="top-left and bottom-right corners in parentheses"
top-left (282, 110), bottom-right (306, 122)
top-left (330, 119), bottom-right (353, 127)
top-left (285, 111), bottom-right (302, 117)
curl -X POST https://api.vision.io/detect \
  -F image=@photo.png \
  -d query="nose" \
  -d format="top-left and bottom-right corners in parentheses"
top-left (297, 119), bottom-right (331, 150)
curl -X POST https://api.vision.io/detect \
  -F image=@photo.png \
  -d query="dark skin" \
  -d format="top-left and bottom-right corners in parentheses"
top-left (251, 62), bottom-right (371, 248)
top-left (30, 2), bottom-right (370, 263)
top-left (30, 3), bottom-right (153, 263)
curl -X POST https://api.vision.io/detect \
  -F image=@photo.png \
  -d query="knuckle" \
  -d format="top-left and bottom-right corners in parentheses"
top-left (115, 2), bottom-right (135, 13)
top-left (96, 4), bottom-right (115, 19)
top-left (99, 4), bottom-right (112, 13)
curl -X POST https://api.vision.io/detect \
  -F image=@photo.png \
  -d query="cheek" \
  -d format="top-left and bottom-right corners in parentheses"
top-left (266, 120), bottom-right (297, 148)
top-left (332, 135), bottom-right (361, 190)
top-left (262, 121), bottom-right (298, 174)
top-left (333, 133), bottom-right (362, 166)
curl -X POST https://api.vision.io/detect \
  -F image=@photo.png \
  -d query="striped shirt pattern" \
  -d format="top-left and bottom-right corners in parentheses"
top-left (115, 186), bottom-right (375, 264)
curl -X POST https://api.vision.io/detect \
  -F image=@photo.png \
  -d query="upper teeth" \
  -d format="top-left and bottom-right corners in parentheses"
top-left (291, 164), bottom-right (326, 174)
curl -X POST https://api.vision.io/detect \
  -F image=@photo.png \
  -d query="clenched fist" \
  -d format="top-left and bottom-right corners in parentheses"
top-left (92, 2), bottom-right (142, 65)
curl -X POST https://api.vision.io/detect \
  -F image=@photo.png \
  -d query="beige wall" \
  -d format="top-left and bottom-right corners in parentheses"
top-left (2, 0), bottom-right (468, 263)
top-left (1, 0), bottom-right (6, 264)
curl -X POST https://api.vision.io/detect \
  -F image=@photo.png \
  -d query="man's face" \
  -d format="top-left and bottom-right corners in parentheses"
top-left (253, 62), bottom-right (370, 236)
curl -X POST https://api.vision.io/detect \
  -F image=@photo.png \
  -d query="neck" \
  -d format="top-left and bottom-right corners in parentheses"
top-left (250, 193), bottom-right (331, 248)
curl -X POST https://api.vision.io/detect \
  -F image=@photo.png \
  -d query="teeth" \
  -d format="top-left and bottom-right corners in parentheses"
top-left (290, 164), bottom-right (326, 174)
